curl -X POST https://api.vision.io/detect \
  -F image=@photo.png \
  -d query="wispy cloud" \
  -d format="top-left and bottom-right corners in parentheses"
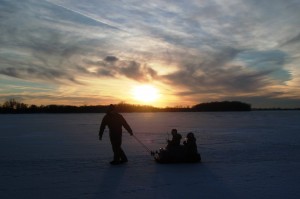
top-left (83, 56), bottom-right (158, 82)
top-left (0, 0), bottom-right (300, 107)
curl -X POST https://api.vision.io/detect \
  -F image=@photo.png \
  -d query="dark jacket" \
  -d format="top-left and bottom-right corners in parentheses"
top-left (183, 137), bottom-right (198, 154)
top-left (99, 112), bottom-right (132, 137)
top-left (167, 133), bottom-right (182, 148)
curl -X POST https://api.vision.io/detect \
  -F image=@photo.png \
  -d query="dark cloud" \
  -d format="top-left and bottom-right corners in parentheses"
top-left (119, 61), bottom-right (157, 81)
top-left (162, 48), bottom-right (291, 96)
top-left (1, 0), bottom-right (300, 107)
top-left (0, 66), bottom-right (81, 84)
top-left (0, 0), bottom-right (124, 85)
top-left (119, 61), bottom-right (141, 79)
top-left (282, 33), bottom-right (300, 47)
top-left (104, 56), bottom-right (119, 62)
top-left (84, 56), bottom-right (158, 82)
top-left (237, 50), bottom-right (291, 82)
top-left (162, 65), bottom-right (268, 95)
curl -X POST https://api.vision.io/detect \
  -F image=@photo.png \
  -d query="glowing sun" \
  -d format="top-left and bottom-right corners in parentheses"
top-left (132, 85), bottom-right (159, 103)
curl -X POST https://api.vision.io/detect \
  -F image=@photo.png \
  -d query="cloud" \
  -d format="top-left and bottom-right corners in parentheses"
top-left (1, 0), bottom-right (300, 107)
top-left (84, 56), bottom-right (158, 82)
top-left (0, 66), bottom-right (80, 84)
top-left (104, 56), bottom-right (118, 63)
top-left (0, 0), bottom-right (125, 84)
top-left (282, 33), bottom-right (300, 47)
top-left (236, 50), bottom-right (291, 82)
top-left (161, 47), bottom-right (291, 97)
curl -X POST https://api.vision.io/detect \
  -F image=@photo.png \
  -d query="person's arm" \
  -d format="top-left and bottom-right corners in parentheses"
top-left (121, 115), bottom-right (133, 135)
top-left (99, 116), bottom-right (107, 140)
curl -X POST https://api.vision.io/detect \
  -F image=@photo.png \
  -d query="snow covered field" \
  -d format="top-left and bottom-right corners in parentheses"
top-left (1, 111), bottom-right (300, 199)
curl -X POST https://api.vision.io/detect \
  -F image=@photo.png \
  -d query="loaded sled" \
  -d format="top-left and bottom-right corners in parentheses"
top-left (152, 146), bottom-right (201, 164)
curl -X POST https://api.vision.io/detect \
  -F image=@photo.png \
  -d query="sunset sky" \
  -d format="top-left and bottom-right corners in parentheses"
top-left (1, 0), bottom-right (300, 108)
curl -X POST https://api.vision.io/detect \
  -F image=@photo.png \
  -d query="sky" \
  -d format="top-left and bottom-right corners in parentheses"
top-left (0, 0), bottom-right (300, 108)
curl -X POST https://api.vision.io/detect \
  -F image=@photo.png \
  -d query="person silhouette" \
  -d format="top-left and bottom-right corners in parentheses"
top-left (99, 104), bottom-right (133, 165)
top-left (166, 129), bottom-right (182, 149)
top-left (183, 132), bottom-right (198, 155)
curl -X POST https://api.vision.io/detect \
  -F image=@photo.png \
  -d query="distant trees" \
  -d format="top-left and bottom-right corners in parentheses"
top-left (115, 103), bottom-right (160, 112)
top-left (1, 99), bottom-right (28, 113)
top-left (192, 101), bottom-right (251, 111)
top-left (0, 99), bottom-right (253, 113)
top-left (0, 99), bottom-right (158, 113)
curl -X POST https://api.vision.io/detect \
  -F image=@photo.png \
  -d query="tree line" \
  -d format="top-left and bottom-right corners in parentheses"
top-left (0, 99), bottom-right (254, 113)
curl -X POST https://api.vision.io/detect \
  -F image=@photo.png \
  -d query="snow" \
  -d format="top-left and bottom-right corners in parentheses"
top-left (0, 112), bottom-right (300, 199)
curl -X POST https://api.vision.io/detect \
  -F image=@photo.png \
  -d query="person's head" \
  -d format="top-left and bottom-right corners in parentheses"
top-left (106, 104), bottom-right (116, 114)
top-left (171, 129), bottom-right (177, 136)
top-left (186, 132), bottom-right (195, 140)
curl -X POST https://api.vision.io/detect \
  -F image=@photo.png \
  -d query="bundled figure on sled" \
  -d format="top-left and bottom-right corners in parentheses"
top-left (153, 129), bottom-right (201, 163)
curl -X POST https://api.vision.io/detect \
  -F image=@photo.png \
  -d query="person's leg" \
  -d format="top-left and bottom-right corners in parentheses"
top-left (110, 134), bottom-right (122, 162)
top-left (118, 134), bottom-right (128, 162)
top-left (111, 143), bottom-right (119, 161)
top-left (115, 136), bottom-right (128, 162)
top-left (119, 148), bottom-right (128, 162)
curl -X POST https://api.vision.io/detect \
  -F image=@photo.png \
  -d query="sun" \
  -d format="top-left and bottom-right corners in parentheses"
top-left (132, 85), bottom-right (159, 103)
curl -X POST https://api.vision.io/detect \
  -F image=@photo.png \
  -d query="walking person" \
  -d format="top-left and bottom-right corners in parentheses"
top-left (99, 104), bottom-right (133, 165)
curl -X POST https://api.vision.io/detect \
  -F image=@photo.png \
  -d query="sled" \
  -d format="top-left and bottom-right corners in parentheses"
top-left (153, 147), bottom-right (201, 164)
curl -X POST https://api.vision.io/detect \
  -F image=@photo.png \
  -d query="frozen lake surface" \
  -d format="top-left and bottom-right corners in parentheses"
top-left (1, 111), bottom-right (300, 199)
